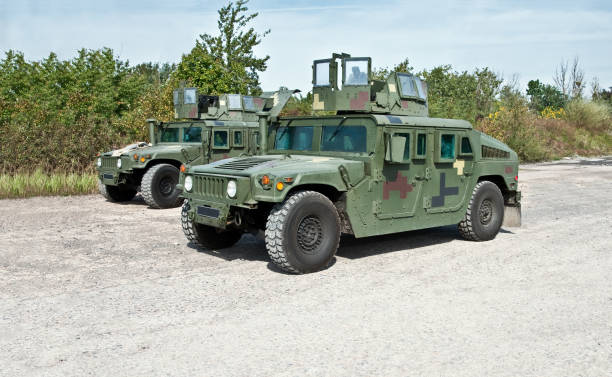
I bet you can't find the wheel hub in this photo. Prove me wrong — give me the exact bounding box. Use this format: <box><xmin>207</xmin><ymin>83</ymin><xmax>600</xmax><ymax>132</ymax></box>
<box><xmin>479</xmin><ymin>199</ymin><xmax>493</xmax><ymax>225</ymax></box>
<box><xmin>296</xmin><ymin>215</ymin><xmax>323</xmax><ymax>254</ymax></box>
<box><xmin>159</xmin><ymin>177</ymin><xmax>174</xmax><ymax>196</ymax></box>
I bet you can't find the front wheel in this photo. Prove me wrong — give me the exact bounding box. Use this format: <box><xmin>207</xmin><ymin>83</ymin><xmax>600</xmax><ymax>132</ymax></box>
<box><xmin>141</xmin><ymin>164</ymin><xmax>182</xmax><ymax>209</ymax></box>
<box><xmin>98</xmin><ymin>180</ymin><xmax>136</xmax><ymax>202</ymax></box>
<box><xmin>458</xmin><ymin>181</ymin><xmax>504</xmax><ymax>241</ymax></box>
<box><xmin>265</xmin><ymin>190</ymin><xmax>341</xmax><ymax>274</ymax></box>
<box><xmin>181</xmin><ymin>201</ymin><xmax>243</xmax><ymax>250</ymax></box>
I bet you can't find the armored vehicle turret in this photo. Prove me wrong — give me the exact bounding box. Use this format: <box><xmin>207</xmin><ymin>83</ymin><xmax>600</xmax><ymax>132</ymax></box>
<box><xmin>179</xmin><ymin>54</ymin><xmax>522</xmax><ymax>273</ymax></box>
<box><xmin>95</xmin><ymin>86</ymin><xmax>296</xmax><ymax>208</ymax></box>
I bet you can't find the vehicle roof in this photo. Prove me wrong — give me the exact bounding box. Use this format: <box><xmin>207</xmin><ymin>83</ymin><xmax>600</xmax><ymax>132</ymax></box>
<box><xmin>279</xmin><ymin>114</ymin><xmax>473</xmax><ymax>129</ymax></box>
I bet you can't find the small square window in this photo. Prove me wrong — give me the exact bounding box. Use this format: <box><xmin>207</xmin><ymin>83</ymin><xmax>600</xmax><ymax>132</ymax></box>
<box><xmin>213</xmin><ymin>130</ymin><xmax>229</xmax><ymax>148</ymax></box>
<box><xmin>315</xmin><ymin>61</ymin><xmax>330</xmax><ymax>86</ymax></box>
<box><xmin>184</xmin><ymin>88</ymin><xmax>197</xmax><ymax>104</ymax></box>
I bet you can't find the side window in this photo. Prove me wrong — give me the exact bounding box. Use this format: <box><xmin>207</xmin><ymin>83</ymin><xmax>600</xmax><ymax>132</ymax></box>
<box><xmin>160</xmin><ymin>128</ymin><xmax>179</xmax><ymax>143</ymax></box>
<box><xmin>213</xmin><ymin>130</ymin><xmax>229</xmax><ymax>148</ymax></box>
<box><xmin>275</xmin><ymin>126</ymin><xmax>314</xmax><ymax>151</ymax></box>
<box><xmin>396</xmin><ymin>133</ymin><xmax>411</xmax><ymax>162</ymax></box>
<box><xmin>232</xmin><ymin>130</ymin><xmax>244</xmax><ymax>147</ymax></box>
<box><xmin>321</xmin><ymin>126</ymin><xmax>367</xmax><ymax>153</ymax></box>
<box><xmin>440</xmin><ymin>134</ymin><xmax>456</xmax><ymax>160</ymax></box>
<box><xmin>183</xmin><ymin>126</ymin><xmax>202</xmax><ymax>142</ymax></box>
<box><xmin>415</xmin><ymin>132</ymin><xmax>427</xmax><ymax>159</ymax></box>
<box><xmin>460</xmin><ymin>137</ymin><xmax>473</xmax><ymax>155</ymax></box>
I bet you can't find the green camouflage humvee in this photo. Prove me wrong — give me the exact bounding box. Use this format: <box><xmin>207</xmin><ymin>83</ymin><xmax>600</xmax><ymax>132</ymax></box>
<box><xmin>96</xmin><ymin>86</ymin><xmax>295</xmax><ymax>208</ymax></box>
<box><xmin>179</xmin><ymin>53</ymin><xmax>522</xmax><ymax>273</ymax></box>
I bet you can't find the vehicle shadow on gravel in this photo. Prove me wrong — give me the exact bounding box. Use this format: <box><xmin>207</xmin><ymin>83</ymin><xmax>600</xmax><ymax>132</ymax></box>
<box><xmin>336</xmin><ymin>225</ymin><xmax>460</xmax><ymax>259</ymax></box>
<box><xmin>187</xmin><ymin>234</ymin><xmax>269</xmax><ymax>262</ymax></box>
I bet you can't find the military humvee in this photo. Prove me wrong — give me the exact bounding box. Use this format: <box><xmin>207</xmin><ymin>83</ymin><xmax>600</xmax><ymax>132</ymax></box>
<box><xmin>96</xmin><ymin>86</ymin><xmax>295</xmax><ymax>208</ymax></box>
<box><xmin>179</xmin><ymin>53</ymin><xmax>522</xmax><ymax>273</ymax></box>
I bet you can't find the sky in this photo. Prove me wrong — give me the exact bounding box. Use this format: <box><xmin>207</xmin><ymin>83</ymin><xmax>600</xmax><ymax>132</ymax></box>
<box><xmin>1</xmin><ymin>0</ymin><xmax>611</xmax><ymax>94</ymax></box>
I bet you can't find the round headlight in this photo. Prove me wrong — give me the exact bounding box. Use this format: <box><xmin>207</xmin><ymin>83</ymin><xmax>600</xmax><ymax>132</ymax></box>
<box><xmin>184</xmin><ymin>176</ymin><xmax>193</xmax><ymax>192</ymax></box>
<box><xmin>97</xmin><ymin>158</ymin><xmax>102</xmax><ymax>167</ymax></box>
<box><xmin>226</xmin><ymin>180</ymin><xmax>237</xmax><ymax>198</ymax></box>
<box><xmin>116</xmin><ymin>158</ymin><xmax>122</xmax><ymax>168</ymax></box>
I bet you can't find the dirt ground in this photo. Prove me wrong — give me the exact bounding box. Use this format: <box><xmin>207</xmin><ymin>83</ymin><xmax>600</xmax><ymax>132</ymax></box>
<box><xmin>1</xmin><ymin>157</ymin><xmax>611</xmax><ymax>377</ymax></box>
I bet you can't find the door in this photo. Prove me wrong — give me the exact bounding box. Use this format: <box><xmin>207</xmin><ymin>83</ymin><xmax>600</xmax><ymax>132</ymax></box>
<box><xmin>376</xmin><ymin>128</ymin><xmax>426</xmax><ymax>219</ymax></box>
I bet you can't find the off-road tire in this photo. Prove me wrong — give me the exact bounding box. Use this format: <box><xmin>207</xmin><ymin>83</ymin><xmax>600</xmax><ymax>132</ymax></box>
<box><xmin>141</xmin><ymin>164</ymin><xmax>182</xmax><ymax>209</ymax></box>
<box><xmin>265</xmin><ymin>190</ymin><xmax>341</xmax><ymax>274</ymax></box>
<box><xmin>98</xmin><ymin>180</ymin><xmax>136</xmax><ymax>202</ymax></box>
<box><xmin>458</xmin><ymin>181</ymin><xmax>504</xmax><ymax>241</ymax></box>
<box><xmin>181</xmin><ymin>201</ymin><xmax>242</xmax><ymax>249</ymax></box>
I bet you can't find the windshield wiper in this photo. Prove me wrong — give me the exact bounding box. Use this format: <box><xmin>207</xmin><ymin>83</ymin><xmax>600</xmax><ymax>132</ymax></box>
<box><xmin>327</xmin><ymin>117</ymin><xmax>348</xmax><ymax>142</ymax></box>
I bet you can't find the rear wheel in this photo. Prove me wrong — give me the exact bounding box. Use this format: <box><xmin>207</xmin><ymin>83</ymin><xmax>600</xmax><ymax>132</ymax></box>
<box><xmin>181</xmin><ymin>201</ymin><xmax>243</xmax><ymax>249</ymax></box>
<box><xmin>265</xmin><ymin>190</ymin><xmax>341</xmax><ymax>274</ymax></box>
<box><xmin>98</xmin><ymin>180</ymin><xmax>136</xmax><ymax>202</ymax></box>
<box><xmin>141</xmin><ymin>164</ymin><xmax>182</xmax><ymax>209</ymax></box>
<box><xmin>458</xmin><ymin>181</ymin><xmax>504</xmax><ymax>241</ymax></box>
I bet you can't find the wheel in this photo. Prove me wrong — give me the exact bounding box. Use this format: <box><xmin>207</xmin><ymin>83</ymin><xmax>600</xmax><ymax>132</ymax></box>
<box><xmin>458</xmin><ymin>181</ymin><xmax>504</xmax><ymax>241</ymax></box>
<box><xmin>181</xmin><ymin>201</ymin><xmax>242</xmax><ymax>249</ymax></box>
<box><xmin>265</xmin><ymin>190</ymin><xmax>341</xmax><ymax>274</ymax></box>
<box><xmin>141</xmin><ymin>164</ymin><xmax>182</xmax><ymax>209</ymax></box>
<box><xmin>98</xmin><ymin>180</ymin><xmax>136</xmax><ymax>202</ymax></box>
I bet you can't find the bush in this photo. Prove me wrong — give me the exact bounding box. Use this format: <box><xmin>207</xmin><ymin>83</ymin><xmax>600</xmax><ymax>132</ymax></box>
<box><xmin>563</xmin><ymin>100</ymin><xmax>612</xmax><ymax>132</ymax></box>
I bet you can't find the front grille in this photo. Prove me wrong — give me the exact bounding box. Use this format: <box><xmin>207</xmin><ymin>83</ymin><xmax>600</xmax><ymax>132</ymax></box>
<box><xmin>215</xmin><ymin>158</ymin><xmax>274</xmax><ymax>171</ymax></box>
<box><xmin>193</xmin><ymin>175</ymin><xmax>226</xmax><ymax>198</ymax></box>
<box><xmin>102</xmin><ymin>157</ymin><xmax>116</xmax><ymax>168</ymax></box>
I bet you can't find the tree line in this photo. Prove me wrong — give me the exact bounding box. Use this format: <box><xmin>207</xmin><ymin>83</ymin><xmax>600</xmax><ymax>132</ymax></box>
<box><xmin>1</xmin><ymin>0</ymin><xmax>610</xmax><ymax>174</ymax></box>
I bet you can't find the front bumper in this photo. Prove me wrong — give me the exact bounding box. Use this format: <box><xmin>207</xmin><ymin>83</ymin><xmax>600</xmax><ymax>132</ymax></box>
<box><xmin>184</xmin><ymin>197</ymin><xmax>232</xmax><ymax>229</ymax></box>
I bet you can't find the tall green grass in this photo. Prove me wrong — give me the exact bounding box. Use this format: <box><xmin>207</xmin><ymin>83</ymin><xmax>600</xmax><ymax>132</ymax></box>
<box><xmin>0</xmin><ymin>169</ymin><xmax>98</xmax><ymax>199</ymax></box>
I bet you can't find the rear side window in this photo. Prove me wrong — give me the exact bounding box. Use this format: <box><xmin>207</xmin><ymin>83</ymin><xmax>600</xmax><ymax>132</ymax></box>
<box><xmin>396</xmin><ymin>133</ymin><xmax>411</xmax><ymax>161</ymax></box>
<box><xmin>275</xmin><ymin>126</ymin><xmax>313</xmax><ymax>151</ymax></box>
<box><xmin>321</xmin><ymin>126</ymin><xmax>367</xmax><ymax>153</ymax></box>
<box><xmin>183</xmin><ymin>127</ymin><xmax>202</xmax><ymax>142</ymax></box>
<box><xmin>160</xmin><ymin>128</ymin><xmax>179</xmax><ymax>142</ymax></box>
<box><xmin>415</xmin><ymin>133</ymin><xmax>427</xmax><ymax>158</ymax></box>
<box><xmin>461</xmin><ymin>137</ymin><xmax>472</xmax><ymax>154</ymax></box>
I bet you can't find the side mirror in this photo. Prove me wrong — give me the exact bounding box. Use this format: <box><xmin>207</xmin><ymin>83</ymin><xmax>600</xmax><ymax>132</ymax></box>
<box><xmin>385</xmin><ymin>134</ymin><xmax>406</xmax><ymax>163</ymax></box>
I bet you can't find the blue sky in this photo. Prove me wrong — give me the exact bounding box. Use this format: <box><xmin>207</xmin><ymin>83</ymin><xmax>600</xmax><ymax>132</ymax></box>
<box><xmin>1</xmin><ymin>0</ymin><xmax>611</xmax><ymax>94</ymax></box>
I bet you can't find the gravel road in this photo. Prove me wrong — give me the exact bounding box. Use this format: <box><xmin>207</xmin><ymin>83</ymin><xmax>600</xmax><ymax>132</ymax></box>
<box><xmin>1</xmin><ymin>157</ymin><xmax>611</xmax><ymax>376</ymax></box>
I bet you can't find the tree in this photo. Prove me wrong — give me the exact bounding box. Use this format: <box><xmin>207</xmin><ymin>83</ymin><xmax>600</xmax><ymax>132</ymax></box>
<box><xmin>177</xmin><ymin>0</ymin><xmax>270</xmax><ymax>95</ymax></box>
<box><xmin>526</xmin><ymin>79</ymin><xmax>566</xmax><ymax>112</ymax></box>
<box><xmin>372</xmin><ymin>58</ymin><xmax>413</xmax><ymax>80</ymax></box>
<box><xmin>553</xmin><ymin>57</ymin><xmax>584</xmax><ymax>99</ymax></box>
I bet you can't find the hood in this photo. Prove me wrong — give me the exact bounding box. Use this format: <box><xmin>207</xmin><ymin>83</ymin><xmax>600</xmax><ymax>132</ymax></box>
<box><xmin>191</xmin><ymin>154</ymin><xmax>365</xmax><ymax>179</ymax></box>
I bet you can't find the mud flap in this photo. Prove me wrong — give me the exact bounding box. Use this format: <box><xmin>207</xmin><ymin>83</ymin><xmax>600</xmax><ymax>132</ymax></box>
<box><xmin>503</xmin><ymin>205</ymin><xmax>522</xmax><ymax>227</ymax></box>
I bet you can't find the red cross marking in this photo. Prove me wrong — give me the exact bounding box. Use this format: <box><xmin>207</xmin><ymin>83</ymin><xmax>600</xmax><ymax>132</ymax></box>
<box><xmin>383</xmin><ymin>171</ymin><xmax>413</xmax><ymax>200</ymax></box>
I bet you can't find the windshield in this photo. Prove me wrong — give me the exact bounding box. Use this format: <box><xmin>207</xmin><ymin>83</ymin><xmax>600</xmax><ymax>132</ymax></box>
<box><xmin>321</xmin><ymin>126</ymin><xmax>367</xmax><ymax>153</ymax></box>
<box><xmin>274</xmin><ymin>126</ymin><xmax>314</xmax><ymax>151</ymax></box>
<box><xmin>160</xmin><ymin>128</ymin><xmax>179</xmax><ymax>143</ymax></box>
<box><xmin>183</xmin><ymin>126</ymin><xmax>202</xmax><ymax>142</ymax></box>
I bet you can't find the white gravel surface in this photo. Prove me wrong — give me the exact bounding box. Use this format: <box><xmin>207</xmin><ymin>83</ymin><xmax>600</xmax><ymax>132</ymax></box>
<box><xmin>1</xmin><ymin>157</ymin><xmax>611</xmax><ymax>376</ymax></box>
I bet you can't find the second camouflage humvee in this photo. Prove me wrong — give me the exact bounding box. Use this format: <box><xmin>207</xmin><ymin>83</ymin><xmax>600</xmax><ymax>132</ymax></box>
<box><xmin>96</xmin><ymin>86</ymin><xmax>295</xmax><ymax>208</ymax></box>
<box><xmin>179</xmin><ymin>53</ymin><xmax>522</xmax><ymax>273</ymax></box>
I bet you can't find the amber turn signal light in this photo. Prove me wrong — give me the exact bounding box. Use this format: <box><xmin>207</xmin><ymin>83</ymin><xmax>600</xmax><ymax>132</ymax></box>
<box><xmin>140</xmin><ymin>157</ymin><xmax>146</xmax><ymax>163</ymax></box>
<box><xmin>276</xmin><ymin>182</ymin><xmax>284</xmax><ymax>191</ymax></box>
<box><xmin>180</xmin><ymin>165</ymin><xmax>186</xmax><ymax>173</ymax></box>
<box><xmin>133</xmin><ymin>154</ymin><xmax>138</xmax><ymax>160</ymax></box>
<box><xmin>261</xmin><ymin>175</ymin><xmax>270</xmax><ymax>185</ymax></box>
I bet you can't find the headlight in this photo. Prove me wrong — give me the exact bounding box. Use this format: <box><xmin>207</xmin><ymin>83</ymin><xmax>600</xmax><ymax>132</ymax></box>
<box><xmin>97</xmin><ymin>158</ymin><xmax>102</xmax><ymax>167</ymax></box>
<box><xmin>226</xmin><ymin>180</ymin><xmax>237</xmax><ymax>198</ymax></box>
<box><xmin>184</xmin><ymin>176</ymin><xmax>193</xmax><ymax>192</ymax></box>
<box><xmin>116</xmin><ymin>158</ymin><xmax>122</xmax><ymax>168</ymax></box>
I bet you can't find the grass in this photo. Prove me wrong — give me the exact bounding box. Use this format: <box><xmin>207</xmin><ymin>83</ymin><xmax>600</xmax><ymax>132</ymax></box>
<box><xmin>0</xmin><ymin>169</ymin><xmax>98</xmax><ymax>199</ymax></box>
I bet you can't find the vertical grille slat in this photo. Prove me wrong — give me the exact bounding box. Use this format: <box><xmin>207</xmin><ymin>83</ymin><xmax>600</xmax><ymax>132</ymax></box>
<box><xmin>194</xmin><ymin>175</ymin><xmax>227</xmax><ymax>198</ymax></box>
